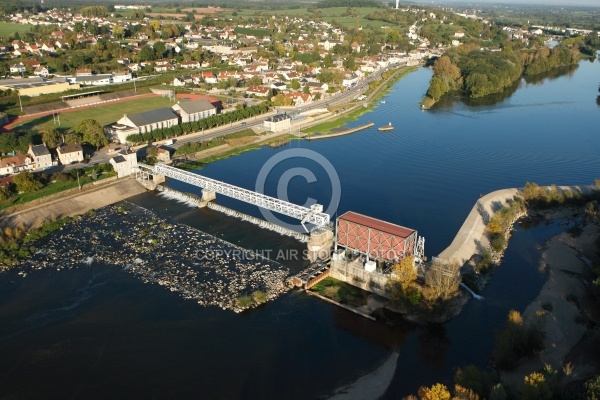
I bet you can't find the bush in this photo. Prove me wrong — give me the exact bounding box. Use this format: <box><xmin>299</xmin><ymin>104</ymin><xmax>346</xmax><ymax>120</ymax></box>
<box><xmin>235</xmin><ymin>295</ymin><xmax>253</xmax><ymax>309</ymax></box>
<box><xmin>252</xmin><ymin>290</ymin><xmax>267</xmax><ymax>304</ymax></box>
<box><xmin>490</xmin><ymin>234</ymin><xmax>506</xmax><ymax>252</ymax></box>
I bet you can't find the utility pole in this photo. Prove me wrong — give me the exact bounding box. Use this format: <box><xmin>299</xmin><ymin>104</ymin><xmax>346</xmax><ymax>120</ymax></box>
<box><xmin>77</xmin><ymin>169</ymin><xmax>81</xmax><ymax>190</ymax></box>
<box><xmin>18</xmin><ymin>93</ymin><xmax>23</xmax><ymax>114</ymax></box>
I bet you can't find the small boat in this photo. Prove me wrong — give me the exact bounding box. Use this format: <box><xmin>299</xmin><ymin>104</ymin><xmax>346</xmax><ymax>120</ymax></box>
<box><xmin>378</xmin><ymin>122</ymin><xmax>393</xmax><ymax>131</ymax></box>
<box><xmin>380</xmin><ymin>100</ymin><xmax>386</xmax><ymax>104</ymax></box>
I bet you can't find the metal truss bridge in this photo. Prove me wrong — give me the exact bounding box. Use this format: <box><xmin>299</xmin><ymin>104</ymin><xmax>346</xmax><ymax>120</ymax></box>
<box><xmin>137</xmin><ymin>163</ymin><xmax>331</xmax><ymax>230</ymax></box>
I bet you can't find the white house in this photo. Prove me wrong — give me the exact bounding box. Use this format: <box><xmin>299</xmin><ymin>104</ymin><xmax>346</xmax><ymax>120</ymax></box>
<box><xmin>264</xmin><ymin>114</ymin><xmax>291</xmax><ymax>132</ymax></box>
<box><xmin>27</xmin><ymin>144</ymin><xmax>52</xmax><ymax>169</ymax></box>
<box><xmin>112</xmin><ymin>71</ymin><xmax>132</xmax><ymax>83</ymax></box>
<box><xmin>109</xmin><ymin>149</ymin><xmax>138</xmax><ymax>178</ymax></box>
<box><xmin>57</xmin><ymin>144</ymin><xmax>84</xmax><ymax>165</ymax></box>
<box><xmin>10</xmin><ymin>63</ymin><xmax>26</xmax><ymax>74</ymax></box>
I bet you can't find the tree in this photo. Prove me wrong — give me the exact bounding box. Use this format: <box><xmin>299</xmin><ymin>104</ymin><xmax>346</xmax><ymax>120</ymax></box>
<box><xmin>584</xmin><ymin>375</ymin><xmax>600</xmax><ymax>400</ymax></box>
<box><xmin>290</xmin><ymin>79</ymin><xmax>300</xmax><ymax>90</ymax></box>
<box><xmin>522</xmin><ymin>372</ymin><xmax>552</xmax><ymax>400</ymax></box>
<box><xmin>0</xmin><ymin>184</ymin><xmax>13</xmax><ymax>200</ymax></box>
<box><xmin>417</xmin><ymin>383</ymin><xmax>451</xmax><ymax>400</ymax></box>
<box><xmin>75</xmin><ymin>119</ymin><xmax>108</xmax><ymax>150</ymax></box>
<box><xmin>393</xmin><ymin>256</ymin><xmax>416</xmax><ymax>290</ymax></box>
<box><xmin>424</xmin><ymin>261</ymin><xmax>461</xmax><ymax>302</ymax></box>
<box><xmin>13</xmin><ymin>171</ymin><xmax>43</xmax><ymax>193</ymax></box>
<box><xmin>42</xmin><ymin>128</ymin><xmax>63</xmax><ymax>149</ymax></box>
<box><xmin>153</xmin><ymin>41</ymin><xmax>166</xmax><ymax>58</ymax></box>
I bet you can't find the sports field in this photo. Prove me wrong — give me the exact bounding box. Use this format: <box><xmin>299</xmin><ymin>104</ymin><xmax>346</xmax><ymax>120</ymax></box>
<box><xmin>14</xmin><ymin>96</ymin><xmax>177</xmax><ymax>131</ymax></box>
<box><xmin>0</xmin><ymin>22</ymin><xmax>30</xmax><ymax>39</ymax></box>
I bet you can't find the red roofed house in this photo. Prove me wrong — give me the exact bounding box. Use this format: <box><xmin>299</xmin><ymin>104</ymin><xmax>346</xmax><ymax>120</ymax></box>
<box><xmin>246</xmin><ymin>85</ymin><xmax>270</xmax><ymax>97</ymax></box>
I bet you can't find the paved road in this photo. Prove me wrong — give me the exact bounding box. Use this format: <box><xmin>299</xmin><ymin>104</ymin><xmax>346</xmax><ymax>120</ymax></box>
<box><xmin>52</xmin><ymin>65</ymin><xmax>395</xmax><ymax>170</ymax></box>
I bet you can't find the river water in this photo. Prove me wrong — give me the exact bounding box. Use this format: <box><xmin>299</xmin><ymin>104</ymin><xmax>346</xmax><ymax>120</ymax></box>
<box><xmin>0</xmin><ymin>59</ymin><xmax>599</xmax><ymax>399</ymax></box>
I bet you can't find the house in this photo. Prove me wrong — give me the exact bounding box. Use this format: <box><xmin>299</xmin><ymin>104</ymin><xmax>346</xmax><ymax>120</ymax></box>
<box><xmin>0</xmin><ymin>154</ymin><xmax>33</xmax><ymax>175</ymax></box>
<box><xmin>181</xmin><ymin>61</ymin><xmax>200</xmax><ymax>69</ymax></box>
<box><xmin>116</xmin><ymin>108</ymin><xmax>179</xmax><ymax>135</ymax></box>
<box><xmin>33</xmin><ymin>66</ymin><xmax>49</xmax><ymax>77</ymax></box>
<box><xmin>202</xmin><ymin>71</ymin><xmax>217</xmax><ymax>84</ymax></box>
<box><xmin>246</xmin><ymin>85</ymin><xmax>270</xmax><ymax>97</ymax></box>
<box><xmin>264</xmin><ymin>113</ymin><xmax>291</xmax><ymax>132</ymax></box>
<box><xmin>27</xmin><ymin>144</ymin><xmax>52</xmax><ymax>170</ymax></box>
<box><xmin>172</xmin><ymin>75</ymin><xmax>194</xmax><ymax>87</ymax></box>
<box><xmin>288</xmin><ymin>92</ymin><xmax>312</xmax><ymax>105</ymax></box>
<box><xmin>454</xmin><ymin>31</ymin><xmax>465</xmax><ymax>38</ymax></box>
<box><xmin>10</xmin><ymin>63</ymin><xmax>26</xmax><ymax>74</ymax></box>
<box><xmin>57</xmin><ymin>144</ymin><xmax>84</xmax><ymax>165</ymax></box>
<box><xmin>172</xmin><ymin>99</ymin><xmax>217</xmax><ymax>123</ymax></box>
<box><xmin>351</xmin><ymin>42</ymin><xmax>361</xmax><ymax>52</ymax></box>
<box><xmin>109</xmin><ymin>149</ymin><xmax>138</xmax><ymax>178</ymax></box>
<box><xmin>342</xmin><ymin>73</ymin><xmax>359</xmax><ymax>88</ymax></box>
<box><xmin>112</xmin><ymin>71</ymin><xmax>132</xmax><ymax>83</ymax></box>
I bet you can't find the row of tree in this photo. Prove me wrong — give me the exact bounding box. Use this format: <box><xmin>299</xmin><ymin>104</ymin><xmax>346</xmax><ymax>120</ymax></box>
<box><xmin>126</xmin><ymin>104</ymin><xmax>269</xmax><ymax>144</ymax></box>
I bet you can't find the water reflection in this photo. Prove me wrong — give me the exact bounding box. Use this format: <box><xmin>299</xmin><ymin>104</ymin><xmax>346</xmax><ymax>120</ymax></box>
<box><xmin>417</xmin><ymin>324</ymin><xmax>450</xmax><ymax>370</ymax></box>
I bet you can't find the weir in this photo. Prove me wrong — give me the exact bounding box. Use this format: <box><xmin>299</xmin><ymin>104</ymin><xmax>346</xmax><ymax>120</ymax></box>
<box><xmin>207</xmin><ymin>202</ymin><xmax>310</xmax><ymax>243</ymax></box>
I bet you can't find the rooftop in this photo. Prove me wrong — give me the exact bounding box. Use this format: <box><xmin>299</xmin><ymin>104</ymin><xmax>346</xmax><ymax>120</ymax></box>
<box><xmin>338</xmin><ymin>211</ymin><xmax>415</xmax><ymax>239</ymax></box>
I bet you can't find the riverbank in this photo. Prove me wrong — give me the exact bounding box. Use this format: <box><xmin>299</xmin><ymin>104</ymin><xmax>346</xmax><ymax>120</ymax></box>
<box><xmin>437</xmin><ymin>188</ymin><xmax>520</xmax><ymax>266</ymax></box>
<box><xmin>0</xmin><ymin>177</ymin><xmax>146</xmax><ymax>231</ymax></box>
<box><xmin>304</xmin><ymin>66</ymin><xmax>417</xmax><ymax>136</ymax></box>
<box><xmin>500</xmin><ymin>210</ymin><xmax>600</xmax><ymax>393</ymax></box>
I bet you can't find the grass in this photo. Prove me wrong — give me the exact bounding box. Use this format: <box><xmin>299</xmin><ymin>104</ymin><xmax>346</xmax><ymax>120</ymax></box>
<box><xmin>0</xmin><ymin>22</ymin><xmax>31</xmax><ymax>39</ymax></box>
<box><xmin>176</xmin><ymin>133</ymin><xmax>296</xmax><ymax>170</ymax></box>
<box><xmin>0</xmin><ymin>171</ymin><xmax>117</xmax><ymax>211</ymax></box>
<box><xmin>14</xmin><ymin>96</ymin><xmax>177</xmax><ymax>131</ymax></box>
<box><xmin>311</xmin><ymin>277</ymin><xmax>366</xmax><ymax>307</ymax></box>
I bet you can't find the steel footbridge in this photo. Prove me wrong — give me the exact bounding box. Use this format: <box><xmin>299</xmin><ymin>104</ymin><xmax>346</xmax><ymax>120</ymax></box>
<box><xmin>137</xmin><ymin>162</ymin><xmax>330</xmax><ymax>231</ymax></box>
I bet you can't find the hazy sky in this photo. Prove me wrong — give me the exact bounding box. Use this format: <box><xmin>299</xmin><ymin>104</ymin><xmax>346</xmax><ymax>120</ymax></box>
<box><xmin>425</xmin><ymin>0</ymin><xmax>600</xmax><ymax>6</ymax></box>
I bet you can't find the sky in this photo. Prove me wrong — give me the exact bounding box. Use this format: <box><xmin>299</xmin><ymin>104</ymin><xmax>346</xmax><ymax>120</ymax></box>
<box><xmin>424</xmin><ymin>0</ymin><xmax>600</xmax><ymax>6</ymax></box>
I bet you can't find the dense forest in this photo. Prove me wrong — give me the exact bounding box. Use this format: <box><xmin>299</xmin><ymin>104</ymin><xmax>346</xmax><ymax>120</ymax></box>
<box><xmin>423</xmin><ymin>44</ymin><xmax>581</xmax><ymax>106</ymax></box>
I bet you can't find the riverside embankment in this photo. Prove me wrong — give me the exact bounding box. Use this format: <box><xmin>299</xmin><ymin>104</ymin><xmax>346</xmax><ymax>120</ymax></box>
<box><xmin>0</xmin><ymin>177</ymin><xmax>146</xmax><ymax>230</ymax></box>
<box><xmin>437</xmin><ymin>188</ymin><xmax>519</xmax><ymax>265</ymax></box>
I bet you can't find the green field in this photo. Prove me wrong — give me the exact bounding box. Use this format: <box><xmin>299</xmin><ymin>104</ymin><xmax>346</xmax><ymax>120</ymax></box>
<box><xmin>15</xmin><ymin>96</ymin><xmax>177</xmax><ymax>131</ymax></box>
<box><xmin>0</xmin><ymin>22</ymin><xmax>31</xmax><ymax>39</ymax></box>
<box><xmin>221</xmin><ymin>7</ymin><xmax>390</xmax><ymax>29</ymax></box>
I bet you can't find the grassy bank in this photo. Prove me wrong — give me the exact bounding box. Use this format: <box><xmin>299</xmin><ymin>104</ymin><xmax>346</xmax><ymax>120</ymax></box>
<box><xmin>0</xmin><ymin>170</ymin><xmax>117</xmax><ymax>212</ymax></box>
<box><xmin>311</xmin><ymin>277</ymin><xmax>368</xmax><ymax>307</ymax></box>
<box><xmin>175</xmin><ymin>133</ymin><xmax>297</xmax><ymax>170</ymax></box>
<box><xmin>304</xmin><ymin>66</ymin><xmax>417</xmax><ymax>135</ymax></box>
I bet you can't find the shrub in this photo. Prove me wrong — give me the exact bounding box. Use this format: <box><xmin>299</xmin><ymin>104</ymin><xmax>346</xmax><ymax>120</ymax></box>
<box><xmin>252</xmin><ymin>290</ymin><xmax>267</xmax><ymax>304</ymax></box>
<box><xmin>235</xmin><ymin>295</ymin><xmax>253</xmax><ymax>309</ymax></box>
<box><xmin>490</xmin><ymin>234</ymin><xmax>506</xmax><ymax>252</ymax></box>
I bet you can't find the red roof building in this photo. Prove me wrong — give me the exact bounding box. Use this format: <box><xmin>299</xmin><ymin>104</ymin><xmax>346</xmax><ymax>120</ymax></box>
<box><xmin>335</xmin><ymin>211</ymin><xmax>417</xmax><ymax>262</ymax></box>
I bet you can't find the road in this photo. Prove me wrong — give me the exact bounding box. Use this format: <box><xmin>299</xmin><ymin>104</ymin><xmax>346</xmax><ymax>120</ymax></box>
<box><xmin>166</xmin><ymin>65</ymin><xmax>391</xmax><ymax>150</ymax></box>
<box><xmin>50</xmin><ymin>64</ymin><xmax>396</xmax><ymax>173</ymax></box>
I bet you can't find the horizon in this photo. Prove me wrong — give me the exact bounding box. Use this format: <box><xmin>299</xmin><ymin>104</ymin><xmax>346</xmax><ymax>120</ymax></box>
<box><xmin>419</xmin><ymin>0</ymin><xmax>600</xmax><ymax>7</ymax></box>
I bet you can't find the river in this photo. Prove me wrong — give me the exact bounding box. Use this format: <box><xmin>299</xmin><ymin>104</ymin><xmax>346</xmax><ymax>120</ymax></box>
<box><xmin>0</xmin><ymin>59</ymin><xmax>599</xmax><ymax>399</ymax></box>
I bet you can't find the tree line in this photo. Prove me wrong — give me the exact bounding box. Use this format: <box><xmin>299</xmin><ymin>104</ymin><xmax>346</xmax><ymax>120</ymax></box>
<box><xmin>126</xmin><ymin>103</ymin><xmax>269</xmax><ymax>144</ymax></box>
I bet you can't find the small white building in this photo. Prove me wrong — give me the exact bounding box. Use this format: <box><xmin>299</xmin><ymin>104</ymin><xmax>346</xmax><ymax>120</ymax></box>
<box><xmin>27</xmin><ymin>144</ymin><xmax>52</xmax><ymax>170</ymax></box>
<box><xmin>264</xmin><ymin>114</ymin><xmax>291</xmax><ymax>132</ymax></box>
<box><xmin>109</xmin><ymin>149</ymin><xmax>138</xmax><ymax>178</ymax></box>
<box><xmin>57</xmin><ymin>143</ymin><xmax>84</xmax><ymax>165</ymax></box>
